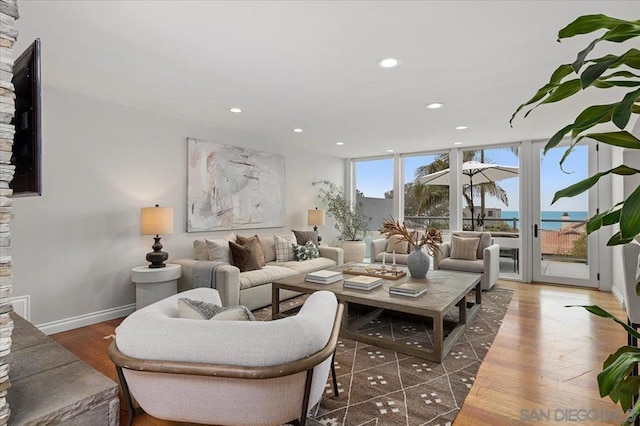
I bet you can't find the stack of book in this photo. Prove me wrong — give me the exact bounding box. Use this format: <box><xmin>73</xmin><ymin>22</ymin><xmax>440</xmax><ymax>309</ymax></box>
<box><xmin>389</xmin><ymin>282</ymin><xmax>428</xmax><ymax>297</ymax></box>
<box><xmin>305</xmin><ymin>270</ymin><xmax>343</xmax><ymax>284</ymax></box>
<box><xmin>343</xmin><ymin>275</ymin><xmax>383</xmax><ymax>291</ymax></box>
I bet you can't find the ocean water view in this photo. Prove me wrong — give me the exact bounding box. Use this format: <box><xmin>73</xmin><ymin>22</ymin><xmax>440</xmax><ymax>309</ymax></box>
<box><xmin>500</xmin><ymin>211</ymin><xmax>588</xmax><ymax>231</ymax></box>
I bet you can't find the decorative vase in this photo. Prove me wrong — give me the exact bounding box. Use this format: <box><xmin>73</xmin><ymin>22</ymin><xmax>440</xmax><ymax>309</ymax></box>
<box><xmin>341</xmin><ymin>240</ymin><xmax>366</xmax><ymax>263</ymax></box>
<box><xmin>407</xmin><ymin>247</ymin><xmax>430</xmax><ymax>278</ymax></box>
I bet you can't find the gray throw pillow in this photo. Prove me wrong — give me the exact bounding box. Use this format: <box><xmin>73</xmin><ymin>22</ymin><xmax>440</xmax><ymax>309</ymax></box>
<box><xmin>177</xmin><ymin>298</ymin><xmax>256</xmax><ymax>321</ymax></box>
<box><xmin>293</xmin><ymin>230</ymin><xmax>319</xmax><ymax>248</ymax></box>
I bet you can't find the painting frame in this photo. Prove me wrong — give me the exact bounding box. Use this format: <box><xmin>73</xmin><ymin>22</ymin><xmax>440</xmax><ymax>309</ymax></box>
<box><xmin>186</xmin><ymin>138</ymin><xmax>286</xmax><ymax>232</ymax></box>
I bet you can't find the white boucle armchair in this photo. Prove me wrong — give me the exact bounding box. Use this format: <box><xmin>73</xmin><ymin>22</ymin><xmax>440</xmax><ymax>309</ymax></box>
<box><xmin>109</xmin><ymin>288</ymin><xmax>343</xmax><ymax>426</ymax></box>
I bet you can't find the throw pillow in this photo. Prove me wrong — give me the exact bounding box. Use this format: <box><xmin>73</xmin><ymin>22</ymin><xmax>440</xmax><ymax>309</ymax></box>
<box><xmin>293</xmin><ymin>240</ymin><xmax>320</xmax><ymax>261</ymax></box>
<box><xmin>385</xmin><ymin>234</ymin><xmax>409</xmax><ymax>254</ymax></box>
<box><xmin>193</xmin><ymin>240</ymin><xmax>209</xmax><ymax>261</ymax></box>
<box><xmin>205</xmin><ymin>239</ymin><xmax>232</xmax><ymax>263</ymax></box>
<box><xmin>228</xmin><ymin>241</ymin><xmax>262</xmax><ymax>272</ymax></box>
<box><xmin>274</xmin><ymin>234</ymin><xmax>296</xmax><ymax>262</ymax></box>
<box><xmin>236</xmin><ymin>234</ymin><xmax>266</xmax><ymax>267</ymax></box>
<box><xmin>177</xmin><ymin>298</ymin><xmax>255</xmax><ymax>321</ymax></box>
<box><xmin>450</xmin><ymin>235</ymin><xmax>480</xmax><ymax>260</ymax></box>
<box><xmin>292</xmin><ymin>230</ymin><xmax>319</xmax><ymax>248</ymax></box>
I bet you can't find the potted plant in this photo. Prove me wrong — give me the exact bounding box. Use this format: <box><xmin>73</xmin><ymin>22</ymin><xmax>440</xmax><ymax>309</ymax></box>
<box><xmin>313</xmin><ymin>180</ymin><xmax>371</xmax><ymax>262</ymax></box>
<box><xmin>511</xmin><ymin>14</ymin><xmax>640</xmax><ymax>424</ymax></box>
<box><xmin>381</xmin><ymin>217</ymin><xmax>442</xmax><ymax>278</ymax></box>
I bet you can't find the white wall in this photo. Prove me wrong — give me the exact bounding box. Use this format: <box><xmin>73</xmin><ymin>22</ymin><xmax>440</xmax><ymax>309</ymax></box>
<box><xmin>9</xmin><ymin>86</ymin><xmax>344</xmax><ymax>329</ymax></box>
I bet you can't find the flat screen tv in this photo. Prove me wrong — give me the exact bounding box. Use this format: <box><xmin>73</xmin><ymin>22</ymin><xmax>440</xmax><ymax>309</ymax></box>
<box><xmin>10</xmin><ymin>38</ymin><xmax>41</xmax><ymax>196</ymax></box>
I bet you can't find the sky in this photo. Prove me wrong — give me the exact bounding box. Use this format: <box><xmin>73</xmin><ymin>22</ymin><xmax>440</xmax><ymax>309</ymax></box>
<box><xmin>355</xmin><ymin>144</ymin><xmax>589</xmax><ymax>213</ymax></box>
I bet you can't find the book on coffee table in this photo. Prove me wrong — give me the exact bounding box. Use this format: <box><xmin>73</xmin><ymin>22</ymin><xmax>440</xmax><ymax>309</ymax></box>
<box><xmin>389</xmin><ymin>282</ymin><xmax>428</xmax><ymax>297</ymax></box>
<box><xmin>343</xmin><ymin>275</ymin><xmax>383</xmax><ymax>290</ymax></box>
<box><xmin>305</xmin><ymin>270</ymin><xmax>343</xmax><ymax>284</ymax></box>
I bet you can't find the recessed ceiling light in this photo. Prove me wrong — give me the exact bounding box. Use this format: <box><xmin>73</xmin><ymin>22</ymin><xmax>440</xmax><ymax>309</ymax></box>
<box><xmin>453</xmin><ymin>142</ymin><xmax>463</xmax><ymax>145</ymax></box>
<box><xmin>293</xmin><ymin>128</ymin><xmax>303</xmax><ymax>133</ymax></box>
<box><xmin>336</xmin><ymin>142</ymin><xmax>344</xmax><ymax>146</ymax></box>
<box><xmin>455</xmin><ymin>125</ymin><xmax>468</xmax><ymax>130</ymax></box>
<box><xmin>426</xmin><ymin>102</ymin><xmax>444</xmax><ymax>109</ymax></box>
<box><xmin>377</xmin><ymin>58</ymin><xmax>400</xmax><ymax>68</ymax></box>
<box><xmin>386</xmin><ymin>149</ymin><xmax>395</xmax><ymax>153</ymax></box>
<box><xmin>229</xmin><ymin>107</ymin><xmax>242</xmax><ymax>113</ymax></box>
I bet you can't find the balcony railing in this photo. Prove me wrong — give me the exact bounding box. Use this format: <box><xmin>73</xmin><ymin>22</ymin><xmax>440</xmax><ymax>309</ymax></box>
<box><xmin>403</xmin><ymin>215</ymin><xmax>587</xmax><ymax>264</ymax></box>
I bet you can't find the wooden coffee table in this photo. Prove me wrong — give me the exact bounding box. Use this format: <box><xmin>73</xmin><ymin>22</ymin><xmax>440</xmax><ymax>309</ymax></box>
<box><xmin>272</xmin><ymin>267</ymin><xmax>482</xmax><ymax>362</ymax></box>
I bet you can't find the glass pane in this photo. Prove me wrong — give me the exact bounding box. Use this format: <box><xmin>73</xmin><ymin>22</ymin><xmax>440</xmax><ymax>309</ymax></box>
<box><xmin>539</xmin><ymin>145</ymin><xmax>589</xmax><ymax>280</ymax></box>
<box><xmin>354</xmin><ymin>158</ymin><xmax>394</xmax><ymax>232</ymax></box>
<box><xmin>460</xmin><ymin>147</ymin><xmax>520</xmax><ymax>278</ymax></box>
<box><xmin>403</xmin><ymin>153</ymin><xmax>450</xmax><ymax>231</ymax></box>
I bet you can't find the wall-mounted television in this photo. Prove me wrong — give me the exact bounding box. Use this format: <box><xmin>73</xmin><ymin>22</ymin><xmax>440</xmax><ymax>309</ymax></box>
<box><xmin>10</xmin><ymin>38</ymin><xmax>41</xmax><ymax>196</ymax></box>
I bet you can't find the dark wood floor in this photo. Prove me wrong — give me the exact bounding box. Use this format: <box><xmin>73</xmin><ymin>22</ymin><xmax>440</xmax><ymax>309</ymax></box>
<box><xmin>51</xmin><ymin>280</ymin><xmax>627</xmax><ymax>425</ymax></box>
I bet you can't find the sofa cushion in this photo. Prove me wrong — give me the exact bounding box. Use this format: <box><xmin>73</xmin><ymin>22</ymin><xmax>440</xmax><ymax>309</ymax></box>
<box><xmin>293</xmin><ymin>241</ymin><xmax>320</xmax><ymax>261</ymax></box>
<box><xmin>229</xmin><ymin>241</ymin><xmax>262</xmax><ymax>272</ymax></box>
<box><xmin>238</xmin><ymin>265</ymin><xmax>298</xmax><ymax>290</ymax></box>
<box><xmin>275</xmin><ymin>234</ymin><xmax>296</xmax><ymax>262</ymax></box>
<box><xmin>178</xmin><ymin>298</ymin><xmax>256</xmax><ymax>321</ymax></box>
<box><xmin>385</xmin><ymin>235</ymin><xmax>409</xmax><ymax>254</ymax></box>
<box><xmin>438</xmin><ymin>257</ymin><xmax>485</xmax><ymax>273</ymax></box>
<box><xmin>293</xmin><ymin>230</ymin><xmax>319</xmax><ymax>248</ymax></box>
<box><xmin>271</xmin><ymin>257</ymin><xmax>336</xmax><ymax>274</ymax></box>
<box><xmin>236</xmin><ymin>234</ymin><xmax>266</xmax><ymax>267</ymax></box>
<box><xmin>450</xmin><ymin>235</ymin><xmax>480</xmax><ymax>260</ymax></box>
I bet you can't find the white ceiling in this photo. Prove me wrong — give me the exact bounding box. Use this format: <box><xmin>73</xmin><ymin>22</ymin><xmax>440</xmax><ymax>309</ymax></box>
<box><xmin>13</xmin><ymin>0</ymin><xmax>640</xmax><ymax>158</ymax></box>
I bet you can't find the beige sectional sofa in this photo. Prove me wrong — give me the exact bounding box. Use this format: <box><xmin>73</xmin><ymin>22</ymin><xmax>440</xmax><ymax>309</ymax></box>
<box><xmin>174</xmin><ymin>233</ymin><xmax>343</xmax><ymax>310</ymax></box>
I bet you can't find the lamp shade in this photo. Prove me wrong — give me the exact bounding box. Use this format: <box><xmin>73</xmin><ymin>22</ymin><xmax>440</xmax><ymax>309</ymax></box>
<box><xmin>141</xmin><ymin>205</ymin><xmax>174</xmax><ymax>235</ymax></box>
<box><xmin>308</xmin><ymin>209</ymin><xmax>326</xmax><ymax>227</ymax></box>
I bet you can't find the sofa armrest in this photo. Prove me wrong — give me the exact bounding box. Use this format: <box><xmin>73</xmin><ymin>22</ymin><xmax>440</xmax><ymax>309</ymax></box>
<box><xmin>173</xmin><ymin>258</ymin><xmax>199</xmax><ymax>293</ymax></box>
<box><xmin>370</xmin><ymin>239</ymin><xmax>387</xmax><ymax>263</ymax></box>
<box><xmin>433</xmin><ymin>242</ymin><xmax>451</xmax><ymax>269</ymax></box>
<box><xmin>319</xmin><ymin>246</ymin><xmax>344</xmax><ymax>266</ymax></box>
<box><xmin>215</xmin><ymin>264</ymin><xmax>241</xmax><ymax>307</ymax></box>
<box><xmin>482</xmin><ymin>243</ymin><xmax>500</xmax><ymax>290</ymax></box>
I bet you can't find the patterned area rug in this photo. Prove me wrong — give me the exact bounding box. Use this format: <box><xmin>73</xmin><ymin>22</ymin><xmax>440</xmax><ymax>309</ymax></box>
<box><xmin>254</xmin><ymin>287</ymin><xmax>513</xmax><ymax>426</ymax></box>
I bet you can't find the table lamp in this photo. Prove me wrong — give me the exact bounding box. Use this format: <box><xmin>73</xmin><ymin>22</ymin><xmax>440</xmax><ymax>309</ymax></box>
<box><xmin>141</xmin><ymin>204</ymin><xmax>174</xmax><ymax>268</ymax></box>
<box><xmin>308</xmin><ymin>207</ymin><xmax>326</xmax><ymax>244</ymax></box>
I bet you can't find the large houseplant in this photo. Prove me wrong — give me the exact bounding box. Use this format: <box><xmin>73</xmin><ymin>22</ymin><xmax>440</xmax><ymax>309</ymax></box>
<box><xmin>511</xmin><ymin>14</ymin><xmax>640</xmax><ymax>423</ymax></box>
<box><xmin>313</xmin><ymin>180</ymin><xmax>371</xmax><ymax>262</ymax></box>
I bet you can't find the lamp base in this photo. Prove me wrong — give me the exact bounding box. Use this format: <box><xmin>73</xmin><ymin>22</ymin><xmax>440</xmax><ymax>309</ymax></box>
<box><xmin>313</xmin><ymin>225</ymin><xmax>322</xmax><ymax>245</ymax></box>
<box><xmin>146</xmin><ymin>236</ymin><xmax>168</xmax><ymax>268</ymax></box>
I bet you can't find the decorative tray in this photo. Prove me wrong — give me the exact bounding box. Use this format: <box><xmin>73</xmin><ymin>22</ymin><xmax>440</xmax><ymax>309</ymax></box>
<box><xmin>342</xmin><ymin>266</ymin><xmax>407</xmax><ymax>280</ymax></box>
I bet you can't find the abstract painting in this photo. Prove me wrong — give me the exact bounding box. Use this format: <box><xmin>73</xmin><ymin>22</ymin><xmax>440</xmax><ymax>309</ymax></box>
<box><xmin>187</xmin><ymin>138</ymin><xmax>286</xmax><ymax>232</ymax></box>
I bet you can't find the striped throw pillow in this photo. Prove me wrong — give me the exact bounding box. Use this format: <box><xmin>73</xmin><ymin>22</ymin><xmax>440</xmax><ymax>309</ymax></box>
<box><xmin>450</xmin><ymin>235</ymin><xmax>480</xmax><ymax>260</ymax></box>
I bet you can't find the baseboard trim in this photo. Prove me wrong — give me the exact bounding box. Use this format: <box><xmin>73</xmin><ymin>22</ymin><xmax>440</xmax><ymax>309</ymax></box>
<box><xmin>9</xmin><ymin>295</ymin><xmax>31</xmax><ymax>321</ymax></box>
<box><xmin>612</xmin><ymin>285</ymin><xmax>625</xmax><ymax>308</ymax></box>
<box><xmin>37</xmin><ymin>303</ymin><xmax>136</xmax><ymax>335</ymax></box>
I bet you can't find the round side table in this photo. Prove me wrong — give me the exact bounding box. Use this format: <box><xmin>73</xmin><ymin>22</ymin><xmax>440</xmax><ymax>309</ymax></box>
<box><xmin>131</xmin><ymin>264</ymin><xmax>182</xmax><ymax>310</ymax></box>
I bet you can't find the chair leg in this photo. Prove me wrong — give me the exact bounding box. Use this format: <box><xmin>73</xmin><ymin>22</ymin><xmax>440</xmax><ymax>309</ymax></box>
<box><xmin>299</xmin><ymin>369</ymin><xmax>314</xmax><ymax>426</ymax></box>
<box><xmin>116</xmin><ymin>366</ymin><xmax>136</xmax><ymax>426</ymax></box>
<box><xmin>628</xmin><ymin>319</ymin><xmax>639</xmax><ymax>426</ymax></box>
<box><xmin>331</xmin><ymin>350</ymin><xmax>339</xmax><ymax>397</ymax></box>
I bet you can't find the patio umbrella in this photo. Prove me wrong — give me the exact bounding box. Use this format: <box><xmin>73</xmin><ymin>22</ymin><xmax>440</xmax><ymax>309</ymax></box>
<box><xmin>418</xmin><ymin>161</ymin><xmax>519</xmax><ymax>230</ymax></box>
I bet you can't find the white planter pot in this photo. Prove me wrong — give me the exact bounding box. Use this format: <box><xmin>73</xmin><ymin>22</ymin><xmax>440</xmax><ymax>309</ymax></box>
<box><xmin>341</xmin><ymin>240</ymin><xmax>366</xmax><ymax>263</ymax></box>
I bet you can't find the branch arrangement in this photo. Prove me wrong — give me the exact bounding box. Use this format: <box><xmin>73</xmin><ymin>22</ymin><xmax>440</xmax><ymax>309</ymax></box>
<box><xmin>380</xmin><ymin>217</ymin><xmax>443</xmax><ymax>256</ymax></box>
